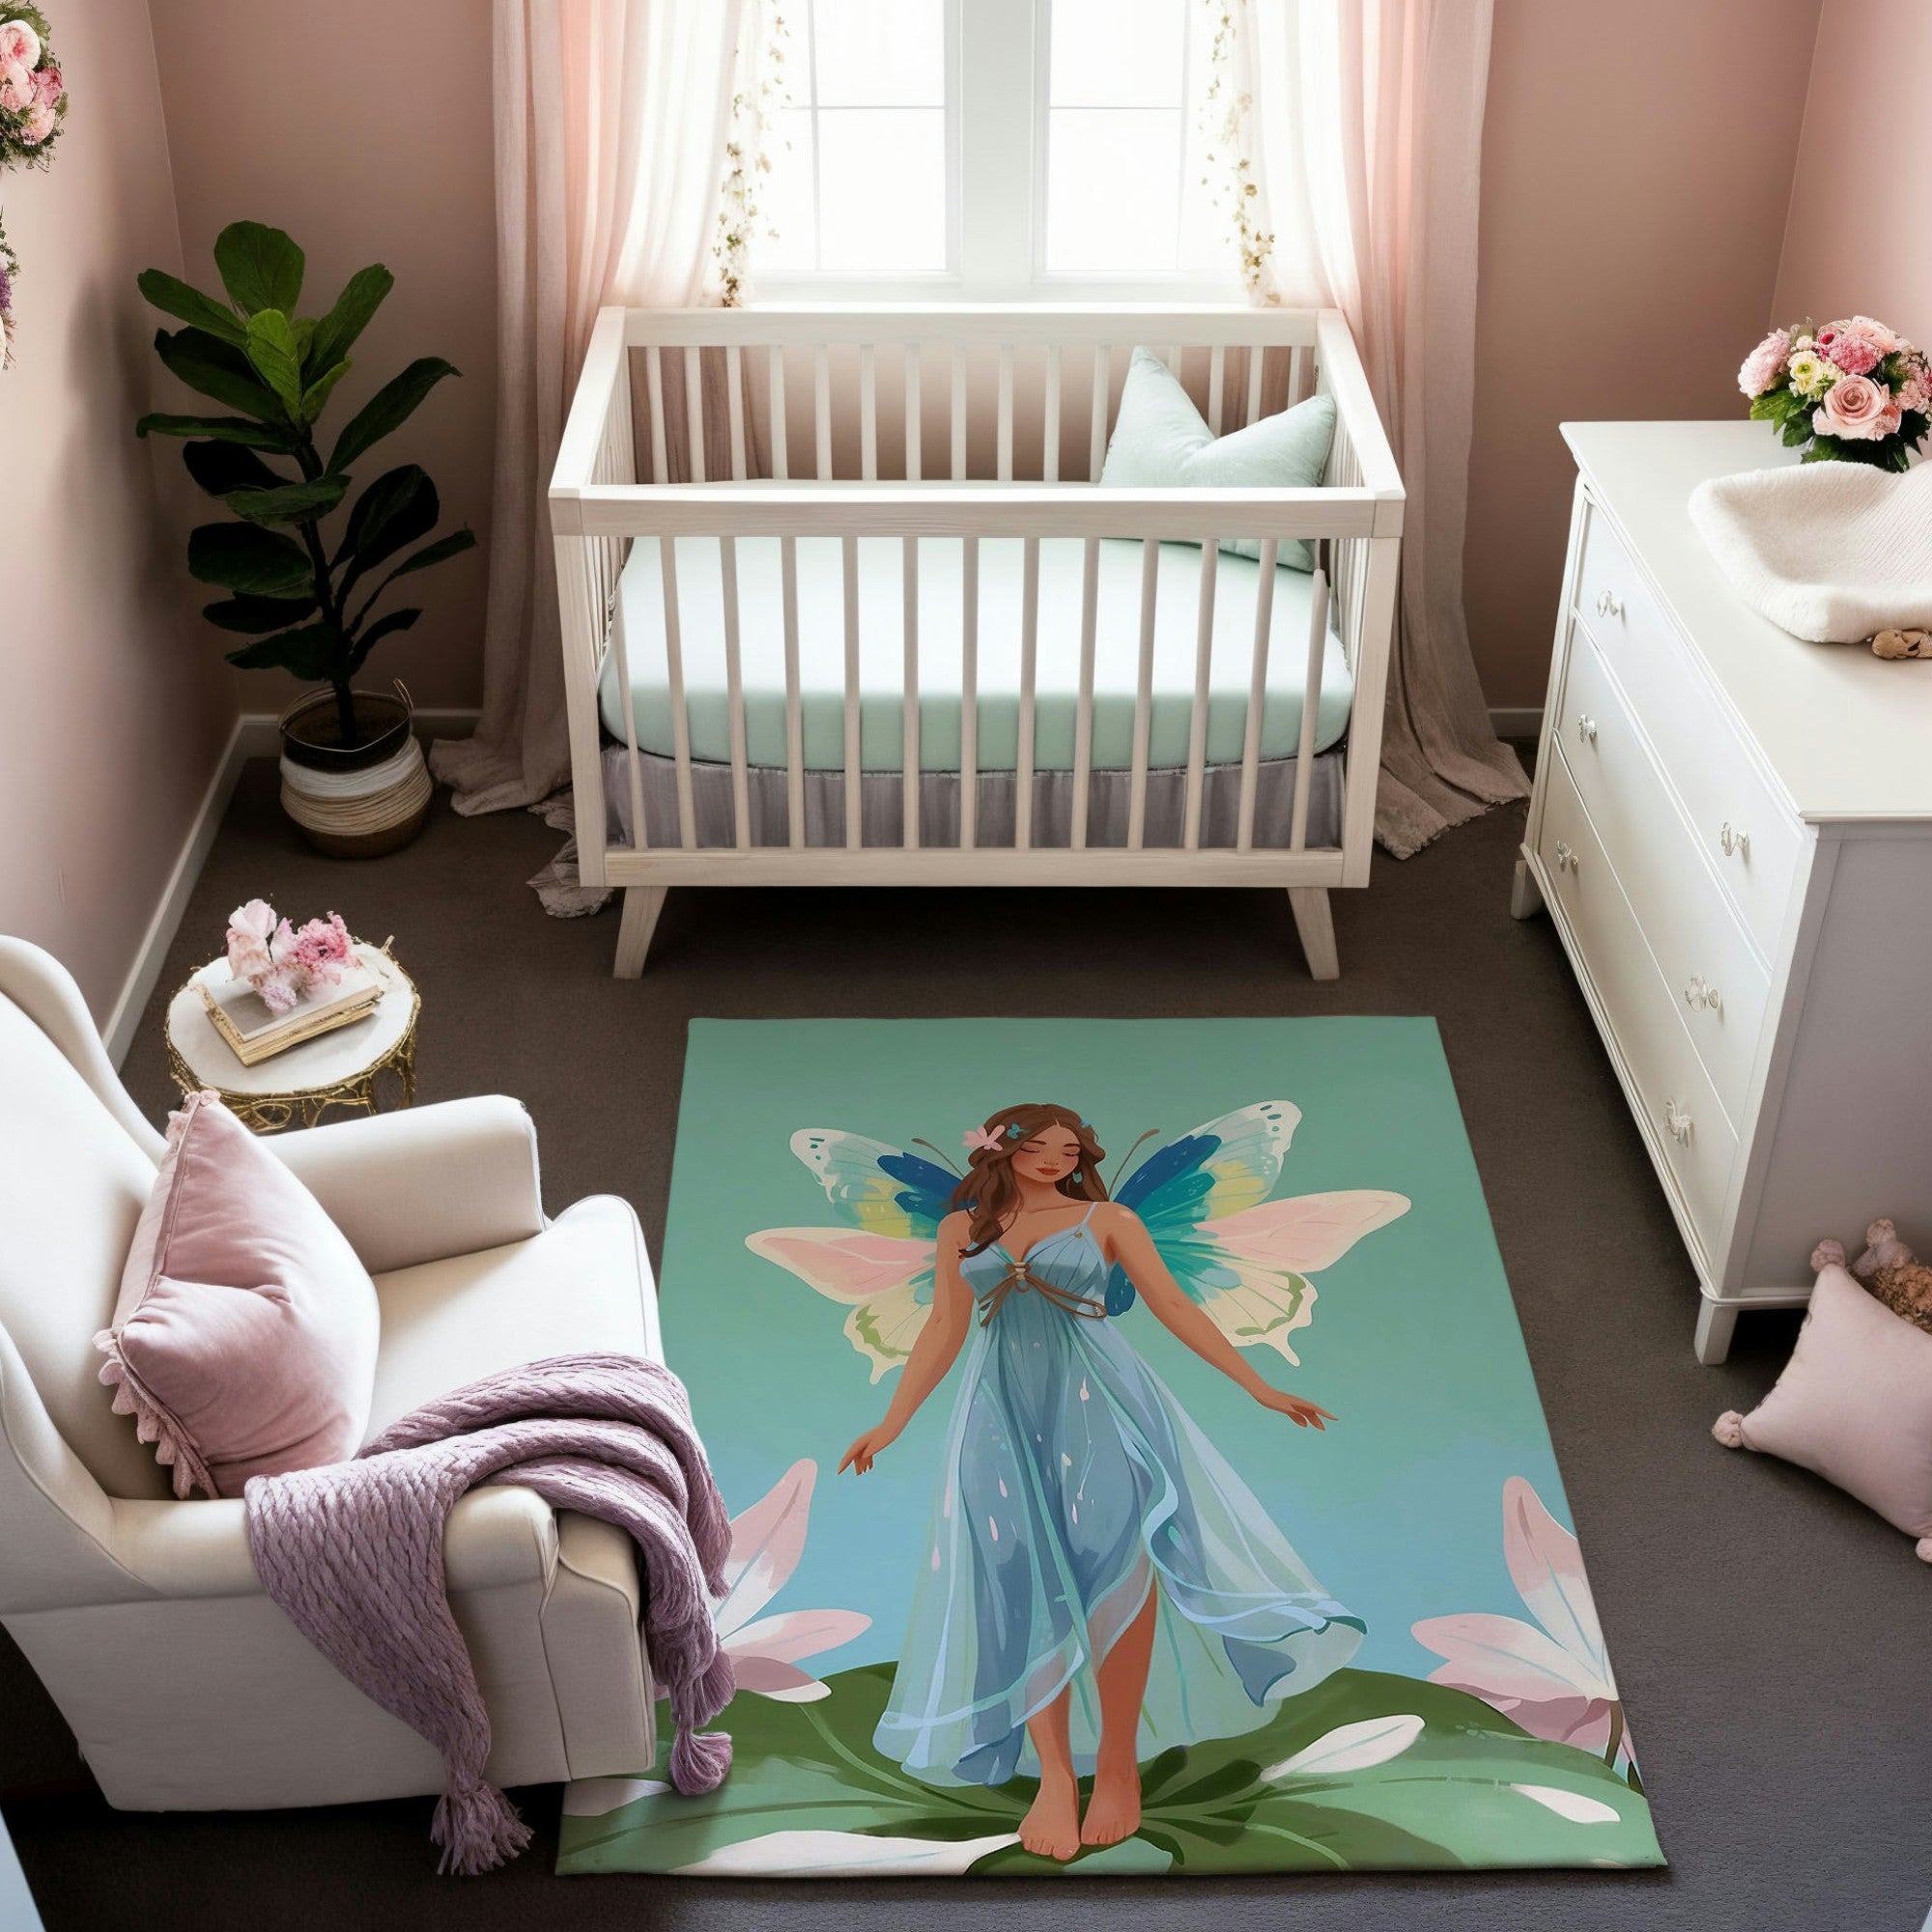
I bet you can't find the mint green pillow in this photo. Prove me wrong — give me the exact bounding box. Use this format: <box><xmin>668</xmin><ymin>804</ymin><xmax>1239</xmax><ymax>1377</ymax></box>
<box><xmin>1098</xmin><ymin>346</ymin><xmax>1336</xmax><ymax>572</ymax></box>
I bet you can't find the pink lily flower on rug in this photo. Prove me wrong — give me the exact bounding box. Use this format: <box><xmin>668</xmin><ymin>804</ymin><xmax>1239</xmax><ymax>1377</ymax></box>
<box><xmin>1411</xmin><ymin>1476</ymin><xmax>1629</xmax><ymax>1767</ymax></box>
<box><xmin>714</xmin><ymin>1459</ymin><xmax>870</xmax><ymax>1702</ymax></box>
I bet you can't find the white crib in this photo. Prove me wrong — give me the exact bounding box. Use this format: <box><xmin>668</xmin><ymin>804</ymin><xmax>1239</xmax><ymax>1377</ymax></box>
<box><xmin>548</xmin><ymin>304</ymin><xmax>1403</xmax><ymax>979</ymax></box>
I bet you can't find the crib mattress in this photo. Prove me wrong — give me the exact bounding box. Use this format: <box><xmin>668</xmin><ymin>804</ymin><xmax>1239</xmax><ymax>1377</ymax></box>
<box><xmin>600</xmin><ymin>535</ymin><xmax>1352</xmax><ymax>774</ymax></box>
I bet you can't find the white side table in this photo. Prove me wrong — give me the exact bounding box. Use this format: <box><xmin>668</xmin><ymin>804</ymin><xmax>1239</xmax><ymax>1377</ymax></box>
<box><xmin>164</xmin><ymin>941</ymin><xmax>419</xmax><ymax>1133</ymax></box>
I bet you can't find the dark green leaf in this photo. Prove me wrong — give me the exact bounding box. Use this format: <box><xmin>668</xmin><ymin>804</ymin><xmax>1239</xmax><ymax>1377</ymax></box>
<box><xmin>1780</xmin><ymin>415</ymin><xmax>1813</xmax><ymax>447</ymax></box>
<box><xmin>136</xmin><ymin>412</ymin><xmax>298</xmax><ymax>449</ymax></box>
<box><xmin>328</xmin><ymin>357</ymin><xmax>458</xmax><ymax>471</ymax></box>
<box><xmin>183</xmin><ymin>440</ymin><xmax>285</xmax><ymax>497</ymax></box>
<box><xmin>135</xmin><ymin>270</ymin><xmax>245</xmax><ymax>347</ymax></box>
<box><xmin>225</xmin><ymin>473</ymin><xmax>350</xmax><ymax>526</ymax></box>
<box><xmin>213</xmin><ymin>221</ymin><xmax>305</xmax><ymax>318</ymax></box>
<box><xmin>203</xmin><ymin>593</ymin><xmax>318</xmax><ymax>635</ymax></box>
<box><xmin>154</xmin><ymin>327</ymin><xmax>287</xmax><ymax>421</ymax></box>
<box><xmin>298</xmin><ymin>358</ymin><xmax>352</xmax><ymax>424</ymax></box>
<box><xmin>187</xmin><ymin>521</ymin><xmax>315</xmax><ymax>598</ymax></box>
<box><xmin>346</xmin><ymin>605</ymin><xmax>420</xmax><ymax>674</ymax></box>
<box><xmin>243</xmin><ymin>310</ymin><xmax>306</xmax><ymax>417</ymax></box>
<box><xmin>336</xmin><ymin>465</ymin><xmax>438</xmax><ymax>575</ymax></box>
<box><xmin>377</xmin><ymin>526</ymin><xmax>476</xmax><ymax>584</ymax></box>
<box><xmin>306</xmin><ymin>264</ymin><xmax>393</xmax><ymax>378</ymax></box>
<box><xmin>225</xmin><ymin>621</ymin><xmax>348</xmax><ymax>682</ymax></box>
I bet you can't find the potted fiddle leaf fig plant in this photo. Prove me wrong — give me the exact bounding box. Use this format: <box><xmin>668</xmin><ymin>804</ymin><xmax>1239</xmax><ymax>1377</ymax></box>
<box><xmin>136</xmin><ymin>220</ymin><xmax>475</xmax><ymax>856</ymax></box>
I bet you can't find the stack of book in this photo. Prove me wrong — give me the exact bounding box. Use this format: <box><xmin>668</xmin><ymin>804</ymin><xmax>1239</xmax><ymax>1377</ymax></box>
<box><xmin>199</xmin><ymin>960</ymin><xmax>383</xmax><ymax>1067</ymax></box>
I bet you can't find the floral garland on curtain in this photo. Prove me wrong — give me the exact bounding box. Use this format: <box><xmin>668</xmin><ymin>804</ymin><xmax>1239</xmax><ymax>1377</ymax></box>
<box><xmin>0</xmin><ymin>7</ymin><xmax>66</xmax><ymax>168</ymax></box>
<box><xmin>710</xmin><ymin>1</ymin><xmax>792</xmax><ymax>308</ymax></box>
<box><xmin>1199</xmin><ymin>0</ymin><xmax>1272</xmax><ymax>300</ymax></box>
<box><xmin>0</xmin><ymin>210</ymin><xmax>18</xmax><ymax>368</ymax></box>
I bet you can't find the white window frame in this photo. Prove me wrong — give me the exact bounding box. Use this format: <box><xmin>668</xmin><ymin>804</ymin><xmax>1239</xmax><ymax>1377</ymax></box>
<box><xmin>753</xmin><ymin>0</ymin><xmax>1239</xmax><ymax>304</ymax></box>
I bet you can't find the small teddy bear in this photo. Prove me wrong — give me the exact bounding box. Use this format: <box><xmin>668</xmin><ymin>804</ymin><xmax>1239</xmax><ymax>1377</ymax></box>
<box><xmin>1871</xmin><ymin>628</ymin><xmax>1932</xmax><ymax>660</ymax></box>
<box><xmin>1824</xmin><ymin>1217</ymin><xmax>1932</xmax><ymax>1335</ymax></box>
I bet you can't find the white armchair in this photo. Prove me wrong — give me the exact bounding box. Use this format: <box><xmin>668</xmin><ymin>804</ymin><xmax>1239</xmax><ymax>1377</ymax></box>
<box><xmin>0</xmin><ymin>937</ymin><xmax>662</xmax><ymax>1812</ymax></box>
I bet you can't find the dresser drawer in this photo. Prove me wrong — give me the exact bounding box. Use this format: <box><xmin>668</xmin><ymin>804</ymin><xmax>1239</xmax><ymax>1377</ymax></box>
<box><xmin>1574</xmin><ymin>499</ymin><xmax>1804</xmax><ymax>957</ymax></box>
<box><xmin>1557</xmin><ymin>616</ymin><xmax>1772</xmax><ymax>1131</ymax></box>
<box><xmin>1538</xmin><ymin>743</ymin><xmax>1739</xmax><ymax>1261</ymax></box>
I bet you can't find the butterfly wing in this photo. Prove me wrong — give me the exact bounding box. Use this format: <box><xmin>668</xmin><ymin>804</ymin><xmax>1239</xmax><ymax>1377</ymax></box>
<box><xmin>790</xmin><ymin>1128</ymin><xmax>955</xmax><ymax>1240</ymax></box>
<box><xmin>744</xmin><ymin>1226</ymin><xmax>938</xmax><ymax>1384</ymax></box>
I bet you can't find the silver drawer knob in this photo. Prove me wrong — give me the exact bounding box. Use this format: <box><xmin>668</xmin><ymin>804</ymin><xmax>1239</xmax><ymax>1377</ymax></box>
<box><xmin>1575</xmin><ymin>714</ymin><xmax>1598</xmax><ymax>745</ymax></box>
<box><xmin>1719</xmin><ymin>821</ymin><xmax>1750</xmax><ymax>860</ymax></box>
<box><xmin>1684</xmin><ymin>976</ymin><xmax>1722</xmax><ymax>1013</ymax></box>
<box><xmin>1595</xmin><ymin>589</ymin><xmax>1625</xmax><ymax>620</ymax></box>
<box><xmin>1662</xmin><ymin>1098</ymin><xmax>1693</xmax><ymax>1145</ymax></box>
<box><xmin>1552</xmin><ymin>839</ymin><xmax>1579</xmax><ymax>873</ymax></box>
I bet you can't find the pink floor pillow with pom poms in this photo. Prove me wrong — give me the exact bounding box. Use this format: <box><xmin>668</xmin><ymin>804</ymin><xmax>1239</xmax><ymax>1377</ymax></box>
<box><xmin>1714</xmin><ymin>1238</ymin><xmax>1932</xmax><ymax>1562</ymax></box>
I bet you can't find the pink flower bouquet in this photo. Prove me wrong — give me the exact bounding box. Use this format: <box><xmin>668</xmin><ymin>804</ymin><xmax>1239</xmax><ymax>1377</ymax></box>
<box><xmin>1738</xmin><ymin>314</ymin><xmax>1931</xmax><ymax>472</ymax></box>
<box><xmin>0</xmin><ymin>8</ymin><xmax>66</xmax><ymax>170</ymax></box>
<box><xmin>225</xmin><ymin>901</ymin><xmax>355</xmax><ymax>1015</ymax></box>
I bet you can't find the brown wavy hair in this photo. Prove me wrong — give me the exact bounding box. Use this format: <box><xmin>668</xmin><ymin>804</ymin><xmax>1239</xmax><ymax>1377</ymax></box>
<box><xmin>951</xmin><ymin>1102</ymin><xmax>1108</xmax><ymax>1256</ymax></box>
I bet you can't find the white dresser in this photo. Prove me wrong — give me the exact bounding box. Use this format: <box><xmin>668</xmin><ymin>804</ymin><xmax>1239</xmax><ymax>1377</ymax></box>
<box><xmin>1516</xmin><ymin>420</ymin><xmax>1932</xmax><ymax>1363</ymax></box>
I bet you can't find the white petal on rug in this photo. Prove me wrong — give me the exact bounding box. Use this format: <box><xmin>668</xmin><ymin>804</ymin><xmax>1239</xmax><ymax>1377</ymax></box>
<box><xmin>561</xmin><ymin>1777</ymin><xmax>671</xmax><ymax>1816</ymax></box>
<box><xmin>1264</xmin><ymin>1713</ymin><xmax>1425</xmax><ymax>1779</ymax></box>
<box><xmin>672</xmin><ymin>1830</ymin><xmax>1022</xmax><ymax>1877</ymax></box>
<box><xmin>1510</xmin><ymin>1783</ymin><xmax>1621</xmax><ymax>1825</ymax></box>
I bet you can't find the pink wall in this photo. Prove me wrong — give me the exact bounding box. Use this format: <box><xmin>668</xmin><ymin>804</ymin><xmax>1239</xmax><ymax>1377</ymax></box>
<box><xmin>150</xmin><ymin>0</ymin><xmax>497</xmax><ymax>713</ymax></box>
<box><xmin>0</xmin><ymin>0</ymin><xmax>235</xmax><ymax>1023</ymax></box>
<box><xmin>1772</xmin><ymin>0</ymin><xmax>1932</xmax><ymax>345</ymax></box>
<box><xmin>1464</xmin><ymin>0</ymin><xmax>1825</xmax><ymax>712</ymax></box>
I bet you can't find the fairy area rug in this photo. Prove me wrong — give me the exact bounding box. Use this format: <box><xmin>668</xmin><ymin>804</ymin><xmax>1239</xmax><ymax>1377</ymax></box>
<box><xmin>559</xmin><ymin>1018</ymin><xmax>1663</xmax><ymax>1880</ymax></box>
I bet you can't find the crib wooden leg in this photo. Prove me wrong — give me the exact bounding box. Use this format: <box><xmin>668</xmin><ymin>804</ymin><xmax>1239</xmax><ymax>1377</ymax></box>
<box><xmin>613</xmin><ymin>886</ymin><xmax>668</xmax><ymax>980</ymax></box>
<box><xmin>1286</xmin><ymin>888</ymin><xmax>1339</xmax><ymax>980</ymax></box>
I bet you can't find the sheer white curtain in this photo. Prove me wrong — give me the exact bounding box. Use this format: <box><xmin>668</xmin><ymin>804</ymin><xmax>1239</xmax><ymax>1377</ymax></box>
<box><xmin>1236</xmin><ymin>0</ymin><xmax>1527</xmax><ymax>856</ymax></box>
<box><xmin>433</xmin><ymin>0</ymin><xmax>755</xmax><ymax>819</ymax></box>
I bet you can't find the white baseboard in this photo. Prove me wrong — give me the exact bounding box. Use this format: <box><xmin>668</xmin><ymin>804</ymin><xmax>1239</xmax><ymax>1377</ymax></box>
<box><xmin>1490</xmin><ymin>706</ymin><xmax>1544</xmax><ymax>741</ymax></box>
<box><xmin>103</xmin><ymin>706</ymin><xmax>480</xmax><ymax>1067</ymax></box>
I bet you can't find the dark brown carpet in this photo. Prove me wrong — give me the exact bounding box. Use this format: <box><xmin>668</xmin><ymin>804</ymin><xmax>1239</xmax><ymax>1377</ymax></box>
<box><xmin>5</xmin><ymin>759</ymin><xmax>1927</xmax><ymax>1932</ymax></box>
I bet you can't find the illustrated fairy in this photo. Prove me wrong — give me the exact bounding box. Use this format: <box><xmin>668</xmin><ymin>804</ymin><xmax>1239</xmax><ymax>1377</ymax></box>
<box><xmin>748</xmin><ymin>1099</ymin><xmax>1408</xmax><ymax>1861</ymax></box>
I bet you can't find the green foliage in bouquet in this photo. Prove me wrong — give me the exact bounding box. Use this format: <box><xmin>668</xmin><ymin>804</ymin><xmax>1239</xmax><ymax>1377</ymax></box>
<box><xmin>136</xmin><ymin>221</ymin><xmax>475</xmax><ymax>747</ymax></box>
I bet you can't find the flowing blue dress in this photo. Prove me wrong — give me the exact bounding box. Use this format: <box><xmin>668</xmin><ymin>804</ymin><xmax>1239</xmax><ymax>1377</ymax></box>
<box><xmin>874</xmin><ymin>1205</ymin><xmax>1365</xmax><ymax>1787</ymax></box>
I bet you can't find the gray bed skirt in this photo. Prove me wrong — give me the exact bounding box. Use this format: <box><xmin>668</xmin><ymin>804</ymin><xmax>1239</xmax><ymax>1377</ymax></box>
<box><xmin>600</xmin><ymin>743</ymin><xmax>1346</xmax><ymax>852</ymax></box>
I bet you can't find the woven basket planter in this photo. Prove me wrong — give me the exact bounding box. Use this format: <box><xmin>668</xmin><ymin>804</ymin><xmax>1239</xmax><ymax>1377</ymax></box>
<box><xmin>278</xmin><ymin>683</ymin><xmax>432</xmax><ymax>859</ymax></box>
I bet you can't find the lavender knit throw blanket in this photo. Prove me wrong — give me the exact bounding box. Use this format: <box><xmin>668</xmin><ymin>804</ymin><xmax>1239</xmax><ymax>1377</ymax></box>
<box><xmin>243</xmin><ymin>1352</ymin><xmax>735</xmax><ymax>1874</ymax></box>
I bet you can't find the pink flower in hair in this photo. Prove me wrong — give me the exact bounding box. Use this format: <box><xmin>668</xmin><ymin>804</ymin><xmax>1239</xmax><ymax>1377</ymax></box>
<box><xmin>962</xmin><ymin>1125</ymin><xmax>1006</xmax><ymax>1154</ymax></box>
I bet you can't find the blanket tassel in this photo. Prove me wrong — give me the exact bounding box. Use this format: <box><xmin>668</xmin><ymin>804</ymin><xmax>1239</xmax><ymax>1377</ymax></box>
<box><xmin>432</xmin><ymin>1777</ymin><xmax>532</xmax><ymax>1876</ymax></box>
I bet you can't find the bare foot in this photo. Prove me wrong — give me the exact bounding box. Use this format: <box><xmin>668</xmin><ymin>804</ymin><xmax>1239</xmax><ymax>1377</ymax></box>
<box><xmin>1018</xmin><ymin>1772</ymin><xmax>1082</xmax><ymax>1861</ymax></box>
<box><xmin>1080</xmin><ymin>1756</ymin><xmax>1142</xmax><ymax>1846</ymax></box>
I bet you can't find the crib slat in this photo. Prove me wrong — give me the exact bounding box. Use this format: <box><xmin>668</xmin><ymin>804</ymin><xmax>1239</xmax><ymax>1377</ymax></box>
<box><xmin>659</xmin><ymin>537</ymin><xmax>696</xmax><ymax>849</ymax></box>
<box><xmin>1246</xmin><ymin>345</ymin><xmax>1264</xmax><ymax>426</ymax></box>
<box><xmin>814</xmin><ymin>344</ymin><xmax>833</xmax><ymax>480</ymax></box>
<box><xmin>901</xmin><ymin>537</ymin><xmax>920</xmax><ymax>847</ymax></box>
<box><xmin>1236</xmin><ymin>538</ymin><xmax>1278</xmax><ymax>851</ymax></box>
<box><xmin>1043</xmin><ymin>347</ymin><xmax>1061</xmax><ymax>484</ymax></box>
<box><xmin>1127</xmin><ymin>538</ymin><xmax>1158</xmax><ymax>850</ymax></box>
<box><xmin>726</xmin><ymin>346</ymin><xmax>747</xmax><ymax>481</ymax></box>
<box><xmin>645</xmin><ymin>346</ymin><xmax>668</xmax><ymax>485</ymax></box>
<box><xmin>904</xmin><ymin>344</ymin><xmax>922</xmax><ymax>482</ymax></box>
<box><xmin>781</xmin><ymin>535</ymin><xmax>805</xmax><ymax>848</ymax></box>
<box><xmin>1070</xmin><ymin>536</ymin><xmax>1099</xmax><ymax>849</ymax></box>
<box><xmin>1290</xmin><ymin>553</ymin><xmax>1330</xmax><ymax>852</ymax></box>
<box><xmin>1289</xmin><ymin>344</ymin><xmax>1308</xmax><ymax>407</ymax></box>
<box><xmin>769</xmin><ymin>345</ymin><xmax>788</xmax><ymax>481</ymax></box>
<box><xmin>959</xmin><ymin>536</ymin><xmax>980</xmax><ymax>850</ymax></box>
<box><xmin>860</xmin><ymin>342</ymin><xmax>878</xmax><ymax>482</ymax></box>
<box><xmin>841</xmin><ymin>535</ymin><xmax>862</xmax><ymax>848</ymax></box>
<box><xmin>1208</xmin><ymin>346</ymin><xmax>1226</xmax><ymax>435</ymax></box>
<box><xmin>996</xmin><ymin>344</ymin><xmax>1014</xmax><ymax>482</ymax></box>
<box><xmin>720</xmin><ymin>536</ymin><xmax>750</xmax><ymax>848</ymax></box>
<box><xmin>1015</xmin><ymin>536</ymin><xmax>1040</xmax><ymax>849</ymax></box>
<box><xmin>600</xmin><ymin>538</ymin><xmax>648</xmax><ymax>856</ymax></box>
<box><xmin>683</xmin><ymin>347</ymin><xmax>706</xmax><ymax>483</ymax></box>
<box><xmin>951</xmin><ymin>347</ymin><xmax>967</xmax><ymax>481</ymax></box>
<box><xmin>1089</xmin><ymin>346</ymin><xmax>1109</xmax><ymax>480</ymax></box>
<box><xmin>1182</xmin><ymin>544</ymin><xmax>1218</xmax><ymax>850</ymax></box>
<box><xmin>1162</xmin><ymin>343</ymin><xmax>1181</xmax><ymax>375</ymax></box>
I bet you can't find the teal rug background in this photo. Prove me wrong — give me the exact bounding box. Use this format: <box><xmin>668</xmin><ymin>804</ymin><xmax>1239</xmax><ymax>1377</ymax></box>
<box><xmin>668</xmin><ymin>1015</ymin><xmax>1559</xmax><ymax>1683</ymax></box>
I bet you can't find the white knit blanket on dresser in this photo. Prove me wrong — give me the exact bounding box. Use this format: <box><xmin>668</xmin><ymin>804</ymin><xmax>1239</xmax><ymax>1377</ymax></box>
<box><xmin>1688</xmin><ymin>458</ymin><xmax>1932</xmax><ymax>643</ymax></box>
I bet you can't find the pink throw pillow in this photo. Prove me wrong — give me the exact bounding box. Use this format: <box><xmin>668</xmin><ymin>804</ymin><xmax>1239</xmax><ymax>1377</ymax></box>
<box><xmin>95</xmin><ymin>1090</ymin><xmax>380</xmax><ymax>1498</ymax></box>
<box><xmin>1714</xmin><ymin>1261</ymin><xmax>1932</xmax><ymax>1561</ymax></box>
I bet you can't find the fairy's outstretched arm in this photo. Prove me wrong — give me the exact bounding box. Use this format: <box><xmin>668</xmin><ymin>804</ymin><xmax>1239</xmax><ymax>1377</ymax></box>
<box><xmin>839</xmin><ymin>1212</ymin><xmax>976</xmax><ymax>1473</ymax></box>
<box><xmin>1105</xmin><ymin>1206</ymin><xmax>1337</xmax><ymax>1430</ymax></box>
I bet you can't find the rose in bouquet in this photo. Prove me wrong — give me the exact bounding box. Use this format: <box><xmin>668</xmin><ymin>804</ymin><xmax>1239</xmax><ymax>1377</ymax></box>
<box><xmin>225</xmin><ymin>901</ymin><xmax>355</xmax><ymax>1014</ymax></box>
<box><xmin>0</xmin><ymin>9</ymin><xmax>66</xmax><ymax>170</ymax></box>
<box><xmin>1739</xmin><ymin>315</ymin><xmax>1931</xmax><ymax>472</ymax></box>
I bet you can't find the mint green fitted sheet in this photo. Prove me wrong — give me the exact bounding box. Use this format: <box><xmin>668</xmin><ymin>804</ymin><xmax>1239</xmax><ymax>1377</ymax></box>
<box><xmin>600</xmin><ymin>534</ymin><xmax>1352</xmax><ymax>774</ymax></box>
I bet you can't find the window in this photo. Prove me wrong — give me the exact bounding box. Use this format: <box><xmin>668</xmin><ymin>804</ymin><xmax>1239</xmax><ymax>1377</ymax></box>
<box><xmin>755</xmin><ymin>0</ymin><xmax>1233</xmax><ymax>299</ymax></box>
